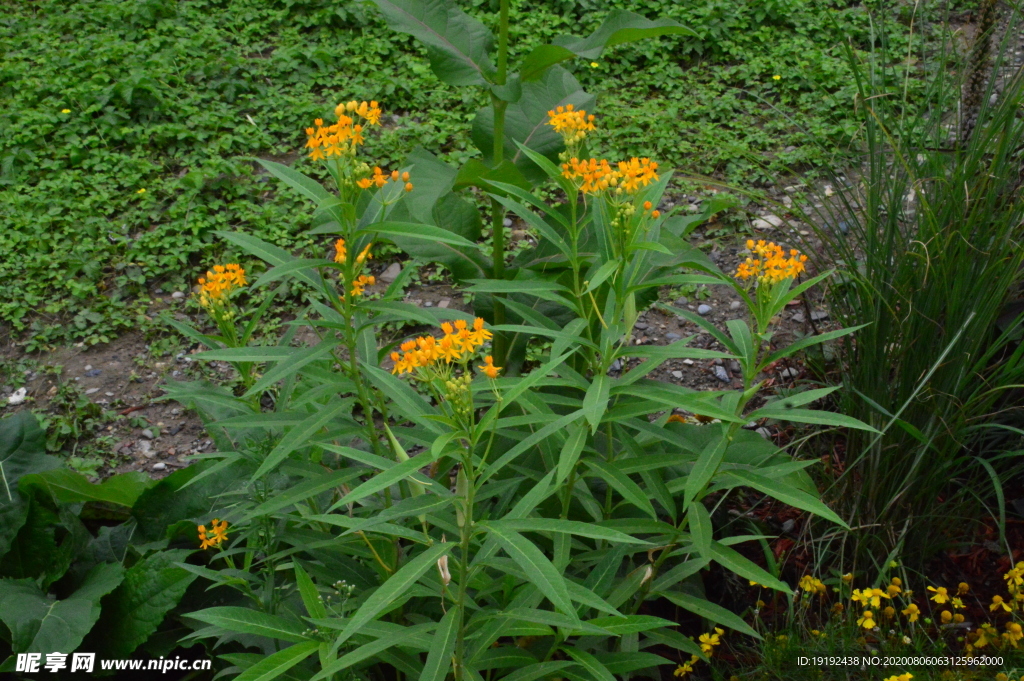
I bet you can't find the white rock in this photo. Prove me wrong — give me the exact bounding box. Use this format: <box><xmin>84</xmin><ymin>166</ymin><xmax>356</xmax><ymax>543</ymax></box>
<box><xmin>697</xmin><ymin>304</ymin><xmax>712</xmax><ymax>315</ymax></box>
<box><xmin>139</xmin><ymin>440</ymin><xmax>154</xmax><ymax>457</ymax></box>
<box><xmin>712</xmin><ymin>366</ymin><xmax>730</xmax><ymax>382</ymax></box>
<box><xmin>730</xmin><ymin>301</ymin><xmax>742</xmax><ymax>310</ymax></box>
<box><xmin>85</xmin><ymin>388</ymin><xmax>100</xmax><ymax>395</ymax></box>
<box><xmin>682</xmin><ymin>359</ymin><xmax>694</xmax><ymax>365</ymax></box>
<box><xmin>171</xmin><ymin>291</ymin><xmax>185</xmax><ymax>300</ymax></box>
<box><xmin>152</xmin><ymin>462</ymin><xmax>167</xmax><ymax>471</ymax></box>
<box><xmin>6</xmin><ymin>387</ymin><xmax>27</xmax><ymax>406</ymax></box>
<box><xmin>84</xmin><ymin>365</ymin><xmax>93</xmax><ymax>371</ymax></box>
<box><xmin>379</xmin><ymin>262</ymin><xmax>402</xmax><ymax>283</ymax></box>
<box><xmin>780</xmin><ymin>367</ymin><xmax>799</xmax><ymax>379</ymax></box>
<box><xmin>756</xmin><ymin>427</ymin><xmax>772</xmax><ymax>439</ymax></box>
<box><xmin>141</xmin><ymin>428</ymin><xmax>155</xmax><ymax>439</ymax></box>
<box><xmin>437</xmin><ymin>298</ymin><xmax>451</xmax><ymax>309</ymax></box>
<box><xmin>752</xmin><ymin>214</ymin><xmax>784</xmax><ymax>230</ymax></box>
<box><xmin>671</xmin><ymin>371</ymin><xmax>683</xmax><ymax>379</ymax></box>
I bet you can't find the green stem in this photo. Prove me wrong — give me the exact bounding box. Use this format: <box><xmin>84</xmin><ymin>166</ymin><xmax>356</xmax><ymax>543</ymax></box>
<box><xmin>452</xmin><ymin>468</ymin><xmax>476</xmax><ymax>681</ymax></box>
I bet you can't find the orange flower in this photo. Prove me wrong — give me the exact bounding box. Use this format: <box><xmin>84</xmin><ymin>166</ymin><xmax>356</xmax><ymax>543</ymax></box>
<box><xmin>197</xmin><ymin>264</ymin><xmax>246</xmax><ymax>309</ymax></box>
<box><xmin>390</xmin><ymin>318</ymin><xmax>491</xmax><ymax>375</ymax></box>
<box><xmin>198</xmin><ymin>518</ymin><xmax>229</xmax><ymax>550</ymax></box>
<box><xmin>478</xmin><ymin>355</ymin><xmax>501</xmax><ymax>379</ymax></box>
<box><xmin>735</xmin><ymin>240</ymin><xmax>807</xmax><ymax>284</ymax></box>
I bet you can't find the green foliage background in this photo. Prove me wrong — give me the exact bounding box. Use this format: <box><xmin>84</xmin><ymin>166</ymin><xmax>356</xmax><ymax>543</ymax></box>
<box><xmin>0</xmin><ymin>0</ymin><xmax>937</xmax><ymax>348</ymax></box>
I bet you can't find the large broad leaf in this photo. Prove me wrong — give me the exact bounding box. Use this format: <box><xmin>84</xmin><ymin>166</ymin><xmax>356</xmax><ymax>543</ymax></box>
<box><xmin>0</xmin><ymin>411</ymin><xmax>59</xmax><ymax>505</ymax></box>
<box><xmin>187</xmin><ymin>607</ymin><xmax>309</xmax><ymax>643</ymax></box>
<box><xmin>484</xmin><ymin>524</ymin><xmax>576</xmax><ymax>619</ymax></box>
<box><xmin>254</xmin><ymin>159</ymin><xmax>332</xmax><ymax>204</ymax></box>
<box><xmin>520</xmin><ymin>11</ymin><xmax>694</xmax><ymax>81</ymax></box>
<box><xmin>18</xmin><ymin>469</ymin><xmax>154</xmax><ymax>507</ymax></box>
<box><xmin>90</xmin><ymin>550</ymin><xmax>198</xmax><ymax>658</ymax></box>
<box><xmin>716</xmin><ymin>469</ymin><xmax>848</xmax><ymax>529</ymax></box>
<box><xmin>0</xmin><ymin>562</ymin><xmax>124</xmax><ymax>654</ymax></box>
<box><xmin>370</xmin><ymin>0</ymin><xmax>495</xmax><ymax>86</ymax></box>
<box><xmin>472</xmin><ymin>66</ymin><xmax>594</xmax><ymax>184</ymax></box>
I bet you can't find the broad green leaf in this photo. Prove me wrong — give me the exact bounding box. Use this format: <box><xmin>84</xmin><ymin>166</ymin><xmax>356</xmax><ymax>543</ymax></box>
<box><xmin>764</xmin><ymin>324</ymin><xmax>868</xmax><ymax>365</ymax></box>
<box><xmin>683</xmin><ymin>431</ymin><xmax>729</xmax><ymax>509</ymax></box>
<box><xmin>519</xmin><ymin>44</ymin><xmax>576</xmax><ymax>81</ymax></box>
<box><xmin>329</xmin><ymin>449</ymin><xmax>440</xmax><ymax>510</ymax></box>
<box><xmin>556</xmin><ymin>422</ymin><xmax>587</xmax><ymax>486</ymax></box>
<box><xmin>0</xmin><ymin>411</ymin><xmax>60</xmax><ymax>505</ymax></box>
<box><xmin>369</xmin><ymin>221</ymin><xmax>480</xmax><ymax>247</ymax></box>
<box><xmin>551</xmin><ymin>10</ymin><xmax>694</xmax><ymax>59</ymax></box>
<box><xmin>196</xmin><ymin>346</ymin><xmax>298</xmax><ymax>363</ymax></box>
<box><xmin>335</xmin><ymin>543</ymin><xmax>451</xmax><ymax>647</ymax></box>
<box><xmin>582</xmin><ymin>374</ymin><xmax>610</xmax><ymax>433</ymax></box>
<box><xmin>340</xmin><ymin>495</ymin><xmax>453</xmax><ymax>536</ymax></box>
<box><xmin>369</xmin><ymin>0</ymin><xmax>495</xmax><ymax>87</ymax></box>
<box><xmin>594</xmin><ymin>651</ymin><xmax>673</xmax><ymax>675</ymax></box>
<box><xmin>312</xmin><ymin>624</ymin><xmax>437</xmax><ymax>681</ymax></box>
<box><xmin>506</xmin><ymin>608</ymin><xmax>609</xmax><ymax>635</ymax></box>
<box><xmin>247</xmin><ymin>468</ymin><xmax>364</xmax><ymax>519</ymax></box>
<box><xmin>251</xmin><ymin>400</ymin><xmax>352</xmax><ymax>480</ymax></box>
<box><xmin>688</xmin><ymin>501</ymin><xmax>712</xmax><ymax>558</ymax></box>
<box><xmin>0</xmin><ymin>562</ymin><xmax>123</xmax><ymax>654</ymax></box>
<box><xmin>658</xmin><ymin>590</ymin><xmax>760</xmax><ymax>638</ymax></box>
<box><xmin>489</xmin><ymin>518</ymin><xmax>649</xmax><ymax>545</ymax></box>
<box><xmin>581</xmin><ymin>615</ymin><xmax>675</xmax><ymax>636</ymax></box>
<box><xmin>93</xmin><ymin>550</ymin><xmax>197</xmax><ymax>658</ymax></box>
<box><xmin>651</xmin><ymin>557</ymin><xmax>709</xmax><ymax>593</ymax></box>
<box><xmin>234</xmin><ymin>641</ymin><xmax>319</xmax><ymax>681</ymax></box>
<box><xmin>254</xmin><ymin>159</ymin><xmax>332</xmax><ymax>204</ymax></box>
<box><xmin>243</xmin><ymin>338</ymin><xmax>339</xmax><ymax>398</ymax></box>
<box><xmin>419</xmin><ymin>607</ymin><xmax>459</xmax><ymax>681</ymax></box>
<box><xmin>251</xmin><ymin>258</ymin><xmax>336</xmax><ymax>289</ymax></box>
<box><xmin>187</xmin><ymin>607</ymin><xmax>309</xmax><ymax>643</ymax></box>
<box><xmin>717</xmin><ymin>469</ymin><xmax>848</xmax><ymax>528</ymax></box>
<box><xmin>18</xmin><ymin>469</ymin><xmax>154</xmax><ymax>507</ymax></box>
<box><xmin>470</xmin><ymin>647</ymin><xmax>539</xmax><ymax>671</ymax></box>
<box><xmin>484</xmin><ymin>524</ymin><xmax>576</xmax><ymax>618</ymax></box>
<box><xmin>498</xmin><ymin>661</ymin><xmax>576</xmax><ymax>681</ymax></box>
<box><xmin>584</xmin><ymin>459</ymin><xmax>656</xmax><ymax>519</ymax></box>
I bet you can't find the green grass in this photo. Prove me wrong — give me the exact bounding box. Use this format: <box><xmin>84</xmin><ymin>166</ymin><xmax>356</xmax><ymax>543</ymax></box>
<box><xmin>0</xmin><ymin>0</ymin><xmax>943</xmax><ymax>349</ymax></box>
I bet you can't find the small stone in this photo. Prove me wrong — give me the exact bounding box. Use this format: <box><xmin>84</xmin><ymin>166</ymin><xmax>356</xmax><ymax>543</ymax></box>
<box><xmin>85</xmin><ymin>388</ymin><xmax>100</xmax><ymax>395</ymax></box>
<box><xmin>729</xmin><ymin>360</ymin><xmax>742</xmax><ymax>373</ymax></box>
<box><xmin>781</xmin><ymin>519</ymin><xmax>796</xmax><ymax>533</ymax></box>
<box><xmin>810</xmin><ymin>310</ymin><xmax>829</xmax><ymax>321</ymax></box>
<box><xmin>141</xmin><ymin>429</ymin><xmax>155</xmax><ymax>439</ymax></box>
<box><xmin>139</xmin><ymin>440</ymin><xmax>154</xmax><ymax>457</ymax></box>
<box><xmin>171</xmin><ymin>291</ymin><xmax>185</xmax><ymax>300</ymax></box>
<box><xmin>503</xmin><ymin>217</ymin><xmax>513</xmax><ymax>228</ymax></box>
<box><xmin>780</xmin><ymin>367</ymin><xmax>799</xmax><ymax>379</ymax></box>
<box><xmin>713</xmin><ymin>358</ymin><xmax>723</xmax><ymax>365</ymax></box>
<box><xmin>84</xmin><ymin>365</ymin><xmax>93</xmax><ymax>371</ymax></box>
<box><xmin>791</xmin><ymin>312</ymin><xmax>805</xmax><ymax>323</ymax></box>
<box><xmin>634</xmin><ymin>322</ymin><xmax>649</xmax><ymax>330</ymax></box>
<box><xmin>674</xmin><ymin>297</ymin><xmax>688</xmax><ymax>306</ymax></box>
<box><xmin>697</xmin><ymin>304</ymin><xmax>712</xmax><ymax>315</ymax></box>
<box><xmin>437</xmin><ymin>298</ymin><xmax>451</xmax><ymax>309</ymax></box>
<box><xmin>782</xmin><ymin>195</ymin><xmax>793</xmax><ymax>208</ymax></box>
<box><xmin>609</xmin><ymin>359</ymin><xmax>622</xmax><ymax>372</ymax></box>
<box><xmin>752</xmin><ymin>214</ymin><xmax>784</xmax><ymax>230</ymax></box>
<box><xmin>682</xmin><ymin>359</ymin><xmax>694</xmax><ymax>365</ymax></box>
<box><xmin>172</xmin><ymin>370</ymin><xmax>181</xmax><ymax>377</ymax></box>
<box><xmin>784</xmin><ymin>185</ymin><xmax>798</xmax><ymax>193</ymax></box>
<box><xmin>671</xmin><ymin>371</ymin><xmax>683</xmax><ymax>379</ymax></box>
<box><xmin>85</xmin><ymin>369</ymin><xmax>101</xmax><ymax>377</ymax></box>
<box><xmin>665</xmin><ymin>333</ymin><xmax>682</xmax><ymax>341</ymax></box>
<box><xmin>730</xmin><ymin>300</ymin><xmax>742</xmax><ymax>310</ymax></box>
<box><xmin>824</xmin><ymin>184</ymin><xmax>835</xmax><ymax>197</ymax></box>
<box><xmin>379</xmin><ymin>262</ymin><xmax>402</xmax><ymax>283</ymax></box>
<box><xmin>168</xmin><ymin>425</ymin><xmax>182</xmax><ymax>436</ymax></box>
<box><xmin>424</xmin><ymin>301</ymin><xmax>433</xmax><ymax>307</ymax></box>
<box><xmin>712</xmin><ymin>366</ymin><xmax>730</xmax><ymax>383</ymax></box>
<box><xmin>170</xmin><ymin>408</ymin><xmax>181</xmax><ymax>415</ymax></box>
<box><xmin>152</xmin><ymin>462</ymin><xmax>167</xmax><ymax>471</ymax></box>
<box><xmin>756</xmin><ymin>427</ymin><xmax>772</xmax><ymax>439</ymax></box>
<box><xmin>105</xmin><ymin>392</ymin><xmax>114</xmax><ymax>397</ymax></box>
<box><xmin>6</xmin><ymin>387</ymin><xmax>27</xmax><ymax>406</ymax></box>
<box><xmin>798</xmin><ymin>230</ymin><xmax>810</xmax><ymax>236</ymax></box>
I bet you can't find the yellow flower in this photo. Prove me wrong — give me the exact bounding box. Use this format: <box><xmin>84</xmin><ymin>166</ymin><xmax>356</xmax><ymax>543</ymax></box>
<box><xmin>334</xmin><ymin>238</ymin><xmax>347</xmax><ymax>264</ymax></box>
<box><xmin>975</xmin><ymin>623</ymin><xmax>998</xmax><ymax>648</ymax></box>
<box><xmin>883</xmin><ymin>606</ymin><xmax>896</xmax><ymax>619</ymax></box>
<box><xmin>137</xmin><ymin>188</ymin><xmax>146</xmax><ymax>194</ymax></box>
<box><xmin>350</xmin><ymin>275</ymin><xmax>375</xmax><ymax>297</ymax></box>
<box><xmin>891</xmin><ymin>577</ymin><xmax>902</xmax><ymax>587</ymax></box>
<box><xmin>390</xmin><ymin>318</ymin><xmax>492</xmax><ymax>375</ymax></box>
<box><xmin>857</xmin><ymin>610</ymin><xmax>876</xmax><ymax>629</ymax></box>
<box><xmin>590</xmin><ymin>61</ymin><xmax>599</xmax><ymax>68</ymax></box>
<box><xmin>953</xmin><ymin>613</ymin><xmax>964</xmax><ymax>623</ymax></box>
<box><xmin>478</xmin><ymin>355</ymin><xmax>501</xmax><ymax>379</ymax></box>
<box><xmin>957</xmin><ymin>582</ymin><xmax>969</xmax><ymax>595</ymax></box>
<box><xmin>799</xmin><ymin>575</ymin><xmax>827</xmax><ymax>595</ymax></box>
<box><xmin>561</xmin><ymin>157</ymin><xmax>618</xmax><ymax>195</ymax></box>
<box><xmin>887</xmin><ymin>583</ymin><xmax>902</xmax><ymax>597</ymax></box>
<box><xmin>673</xmin><ymin>656</ymin><xmax>698</xmax><ymax>677</ymax></box>
<box><xmin>61</xmin><ymin>108</ymin><xmax>71</xmax><ymax>113</ymax></box>
<box><xmin>951</xmin><ymin>597</ymin><xmax>965</xmax><ymax>610</ymax></box>
<box><xmin>842</xmin><ymin>573</ymin><xmax>853</xmax><ymax>583</ymax></box>
<box><xmin>197</xmin><ymin>264</ymin><xmax>246</xmax><ymax>310</ymax></box>
<box><xmin>306</xmin><ymin>100</ymin><xmax>381</xmax><ymax>159</ymax></box>
<box><xmin>928</xmin><ymin>586</ymin><xmax>950</xmax><ymax>604</ymax></box>
<box><xmin>991</xmin><ymin>595</ymin><xmax>1012</xmax><ymax>612</ymax></box>
<box><xmin>616</xmin><ymin>157</ymin><xmax>660</xmax><ymax>194</ymax></box>
<box><xmin>735</xmin><ymin>240</ymin><xmax>807</xmax><ymax>284</ymax></box>
<box><xmin>882</xmin><ymin>674</ymin><xmax>912</xmax><ymax>681</ymax></box>
<box><xmin>1004</xmin><ymin>622</ymin><xmax>1023</xmax><ymax>647</ymax></box>
<box><xmin>772</xmin><ymin>74</ymin><xmax>781</xmax><ymax>80</ymax></box>
<box><xmin>198</xmin><ymin>518</ymin><xmax>229</xmax><ymax>550</ymax></box>
<box><xmin>940</xmin><ymin>610</ymin><xmax>952</xmax><ymax>624</ymax></box>
<box><xmin>852</xmin><ymin>588</ymin><xmax>889</xmax><ymax>608</ymax></box>
<box><xmin>698</xmin><ymin>628</ymin><xmax>724</xmax><ymax>655</ymax></box>
<box><xmin>547</xmin><ymin>104</ymin><xmax>596</xmax><ymax>146</ymax></box>
<box><xmin>901</xmin><ymin>603</ymin><xmax>920</xmax><ymax>622</ymax></box>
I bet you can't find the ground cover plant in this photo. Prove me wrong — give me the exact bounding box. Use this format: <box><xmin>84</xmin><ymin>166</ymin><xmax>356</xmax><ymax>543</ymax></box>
<box><xmin>0</xmin><ymin>0</ymin><xmax>942</xmax><ymax>350</ymax></box>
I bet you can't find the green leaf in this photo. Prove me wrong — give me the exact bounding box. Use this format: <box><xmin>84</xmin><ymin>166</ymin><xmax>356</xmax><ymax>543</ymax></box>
<box><xmin>519</xmin><ymin>44</ymin><xmax>576</xmax><ymax>82</ymax></box>
<box><xmin>251</xmin><ymin>400</ymin><xmax>352</xmax><ymax>480</ymax></box>
<box><xmin>583</xmin><ymin>615</ymin><xmax>675</xmax><ymax>636</ymax></box>
<box><xmin>335</xmin><ymin>543</ymin><xmax>451</xmax><ymax>647</ymax></box>
<box><xmin>215</xmin><ymin>231</ymin><xmax>323</xmax><ymax>290</ymax></box>
<box><xmin>18</xmin><ymin>469</ymin><xmax>154</xmax><ymax>507</ymax></box>
<box><xmin>247</xmin><ymin>468</ymin><xmax>364</xmax><ymax>519</ymax></box>
<box><xmin>295</xmin><ymin>563</ymin><xmax>327</xmax><ymax>620</ymax></box>
<box><xmin>745</xmin><ymin>405</ymin><xmax>880</xmax><ymax>432</ymax></box>
<box><xmin>370</xmin><ymin>221</ymin><xmax>479</xmax><ymax>247</ymax></box>
<box><xmin>582</xmin><ymin>374</ymin><xmax>610</xmax><ymax>433</ymax></box>
<box><xmin>188</xmin><ymin>607</ymin><xmax>309</xmax><ymax>643</ymax></box>
<box><xmin>488</xmin><ymin>518</ymin><xmax>649</xmax><ymax>545</ymax></box>
<box><xmin>683</xmin><ymin>431</ymin><xmax>729</xmax><ymax>509</ymax></box>
<box><xmin>483</xmin><ymin>524</ymin><xmax>576</xmax><ymax>619</ymax></box>
<box><xmin>329</xmin><ymin>449</ymin><xmax>441</xmax><ymax>510</ymax></box>
<box><xmin>688</xmin><ymin>501</ymin><xmax>712</xmax><ymax>558</ymax></box>
<box><xmin>419</xmin><ymin>607</ymin><xmax>458</xmax><ymax>681</ymax></box>
<box><xmin>340</xmin><ymin>495</ymin><xmax>453</xmax><ymax>536</ymax></box>
<box><xmin>312</xmin><ymin>624</ymin><xmax>436</xmax><ymax>681</ymax></box>
<box><xmin>706</xmin><ymin>541</ymin><xmax>791</xmax><ymax>593</ymax></box>
<box><xmin>93</xmin><ymin>550</ymin><xmax>198</xmax><ymax>658</ymax></box>
<box><xmin>234</xmin><ymin>641</ymin><xmax>320</xmax><ymax>681</ymax></box>
<box><xmin>565</xmin><ymin>648</ymin><xmax>616</xmax><ymax>681</ymax></box>
<box><xmin>0</xmin><ymin>411</ymin><xmax>60</xmax><ymax>505</ymax></box>
<box><xmin>243</xmin><ymin>338</ymin><xmax>339</xmax><ymax>398</ymax></box>
<box><xmin>497</xmin><ymin>661</ymin><xmax>576</xmax><ymax>681</ymax></box>
<box><xmin>254</xmin><ymin>159</ymin><xmax>332</xmax><ymax>204</ymax></box>
<box><xmin>717</xmin><ymin>469</ymin><xmax>848</xmax><ymax>528</ymax></box>
<box><xmin>0</xmin><ymin>562</ymin><xmax>124</xmax><ymax>654</ymax></box>
<box><xmin>764</xmin><ymin>324</ymin><xmax>868</xmax><ymax>365</ymax></box>
<box><xmin>556</xmin><ymin>422</ymin><xmax>587</xmax><ymax>486</ymax></box>
<box><xmin>472</xmin><ymin>66</ymin><xmax>594</xmax><ymax>183</ymax></box>
<box><xmin>658</xmin><ymin>590</ymin><xmax>760</xmax><ymax>638</ymax></box>
<box><xmin>369</xmin><ymin>0</ymin><xmax>495</xmax><ymax>86</ymax></box>
<box><xmin>583</xmin><ymin>459</ymin><xmax>657</xmax><ymax>520</ymax></box>
<box><xmin>551</xmin><ymin>10</ymin><xmax>694</xmax><ymax>60</ymax></box>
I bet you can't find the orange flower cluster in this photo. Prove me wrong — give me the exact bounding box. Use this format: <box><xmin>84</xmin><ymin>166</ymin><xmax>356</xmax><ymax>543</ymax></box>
<box><xmin>642</xmin><ymin>200</ymin><xmax>661</xmax><ymax>219</ymax></box>
<box><xmin>390</xmin><ymin>318</ymin><xmax>494</xmax><ymax>375</ymax></box>
<box><xmin>333</xmin><ymin>239</ymin><xmax>372</xmax><ymax>266</ymax></box>
<box><xmin>197</xmin><ymin>264</ymin><xmax>246</xmax><ymax>308</ymax></box>
<box><xmin>547</xmin><ymin>104</ymin><xmax>596</xmax><ymax>145</ymax></box>
<box><xmin>198</xmin><ymin>518</ymin><xmax>229</xmax><ymax>550</ymax></box>
<box><xmin>735</xmin><ymin>240</ymin><xmax>808</xmax><ymax>284</ymax></box>
<box><xmin>560</xmin><ymin>157</ymin><xmax>660</xmax><ymax>196</ymax></box>
<box><xmin>357</xmin><ymin>167</ymin><xmax>412</xmax><ymax>191</ymax></box>
<box><xmin>304</xmin><ymin>100</ymin><xmax>381</xmax><ymax>160</ymax></box>
<box><xmin>617</xmin><ymin>157</ymin><xmax>659</xmax><ymax>193</ymax></box>
<box><xmin>350</xmin><ymin>275</ymin><xmax>375</xmax><ymax>297</ymax></box>
<box><xmin>561</xmin><ymin>157</ymin><xmax>618</xmax><ymax>194</ymax></box>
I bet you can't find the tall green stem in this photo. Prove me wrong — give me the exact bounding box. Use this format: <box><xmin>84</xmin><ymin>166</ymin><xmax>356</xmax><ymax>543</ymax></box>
<box><xmin>489</xmin><ymin>0</ymin><xmax>511</xmax><ymax>367</ymax></box>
